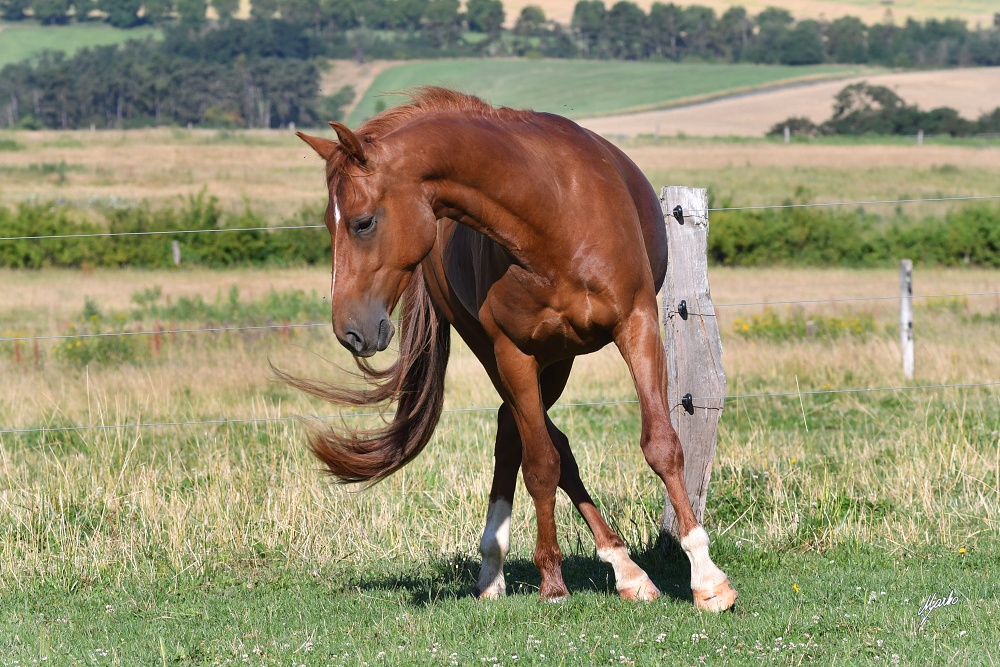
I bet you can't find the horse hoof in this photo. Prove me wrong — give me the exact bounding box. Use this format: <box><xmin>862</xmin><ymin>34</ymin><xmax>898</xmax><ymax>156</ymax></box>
<box><xmin>473</xmin><ymin>583</ymin><xmax>506</xmax><ymax>600</ymax></box>
<box><xmin>619</xmin><ymin>579</ymin><xmax>661</xmax><ymax>601</ymax></box>
<box><xmin>693</xmin><ymin>580</ymin><xmax>738</xmax><ymax>612</ymax></box>
<box><xmin>539</xmin><ymin>583</ymin><xmax>571</xmax><ymax>602</ymax></box>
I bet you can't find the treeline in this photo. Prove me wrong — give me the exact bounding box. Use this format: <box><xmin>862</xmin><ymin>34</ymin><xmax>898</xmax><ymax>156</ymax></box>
<box><xmin>2</xmin><ymin>195</ymin><xmax>998</xmax><ymax>269</ymax></box>
<box><xmin>3</xmin><ymin>0</ymin><xmax>1000</xmax><ymax>65</ymax></box>
<box><xmin>3</xmin><ymin>4</ymin><xmax>1000</xmax><ymax>129</ymax></box>
<box><xmin>770</xmin><ymin>82</ymin><xmax>1000</xmax><ymax>137</ymax></box>
<box><xmin>0</xmin><ymin>22</ymin><xmax>325</xmax><ymax>129</ymax></box>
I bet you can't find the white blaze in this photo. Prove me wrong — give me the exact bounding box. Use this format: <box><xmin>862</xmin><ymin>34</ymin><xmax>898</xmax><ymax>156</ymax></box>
<box><xmin>331</xmin><ymin>197</ymin><xmax>341</xmax><ymax>301</ymax></box>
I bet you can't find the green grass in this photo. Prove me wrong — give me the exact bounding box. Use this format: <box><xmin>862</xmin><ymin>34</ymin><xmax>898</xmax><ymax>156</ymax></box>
<box><xmin>348</xmin><ymin>60</ymin><xmax>871</xmax><ymax>126</ymax></box>
<box><xmin>0</xmin><ymin>21</ymin><xmax>161</xmax><ymax>68</ymax></box>
<box><xmin>0</xmin><ymin>269</ymin><xmax>997</xmax><ymax>663</ymax></box>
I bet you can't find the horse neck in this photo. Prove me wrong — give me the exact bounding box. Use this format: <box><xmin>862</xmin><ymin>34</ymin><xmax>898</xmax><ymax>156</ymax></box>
<box><xmin>396</xmin><ymin>117</ymin><xmax>557</xmax><ymax>264</ymax></box>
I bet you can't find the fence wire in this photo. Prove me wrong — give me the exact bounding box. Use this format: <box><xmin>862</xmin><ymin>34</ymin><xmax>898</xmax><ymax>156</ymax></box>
<box><xmin>3</xmin><ymin>289</ymin><xmax>997</xmax><ymax>345</ymax></box>
<box><xmin>2</xmin><ymin>380</ymin><xmax>997</xmax><ymax>437</ymax></box>
<box><xmin>1</xmin><ymin>194</ymin><xmax>999</xmax><ymax>243</ymax></box>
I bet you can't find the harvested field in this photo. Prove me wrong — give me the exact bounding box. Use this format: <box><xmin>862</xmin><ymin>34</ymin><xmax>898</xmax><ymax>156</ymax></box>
<box><xmin>503</xmin><ymin>0</ymin><xmax>996</xmax><ymax>29</ymax></box>
<box><xmin>580</xmin><ymin>67</ymin><xmax>1000</xmax><ymax>137</ymax></box>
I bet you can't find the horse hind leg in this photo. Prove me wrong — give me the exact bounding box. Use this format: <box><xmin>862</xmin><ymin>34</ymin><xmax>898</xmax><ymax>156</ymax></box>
<box><xmin>615</xmin><ymin>305</ymin><xmax>737</xmax><ymax>612</ymax></box>
<box><xmin>473</xmin><ymin>404</ymin><xmax>520</xmax><ymax>599</ymax></box>
<box><xmin>547</xmin><ymin>419</ymin><xmax>661</xmax><ymax>601</ymax></box>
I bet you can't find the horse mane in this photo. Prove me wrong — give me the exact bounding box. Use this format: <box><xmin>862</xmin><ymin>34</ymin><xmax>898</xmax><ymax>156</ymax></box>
<box><xmin>273</xmin><ymin>266</ymin><xmax>450</xmax><ymax>485</ymax></box>
<box><xmin>326</xmin><ymin>86</ymin><xmax>525</xmax><ymax>180</ymax></box>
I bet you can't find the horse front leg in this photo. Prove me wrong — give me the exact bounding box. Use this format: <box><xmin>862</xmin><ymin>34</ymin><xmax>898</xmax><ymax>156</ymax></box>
<box><xmin>615</xmin><ymin>305</ymin><xmax>738</xmax><ymax>612</ymax></box>
<box><xmin>491</xmin><ymin>341</ymin><xmax>569</xmax><ymax>601</ymax></box>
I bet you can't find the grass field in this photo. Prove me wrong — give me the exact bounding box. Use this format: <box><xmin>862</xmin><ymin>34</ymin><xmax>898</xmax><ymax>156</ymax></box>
<box><xmin>0</xmin><ymin>21</ymin><xmax>161</xmax><ymax>68</ymax></box>
<box><xmin>346</xmin><ymin>61</ymin><xmax>869</xmax><ymax>126</ymax></box>
<box><xmin>5</xmin><ymin>127</ymin><xmax>998</xmax><ymax>221</ymax></box>
<box><xmin>0</xmin><ymin>266</ymin><xmax>997</xmax><ymax>663</ymax></box>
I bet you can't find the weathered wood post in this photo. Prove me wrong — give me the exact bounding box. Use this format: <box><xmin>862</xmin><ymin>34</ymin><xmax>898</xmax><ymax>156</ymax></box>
<box><xmin>659</xmin><ymin>186</ymin><xmax>726</xmax><ymax>538</ymax></box>
<box><xmin>899</xmin><ymin>259</ymin><xmax>914</xmax><ymax>379</ymax></box>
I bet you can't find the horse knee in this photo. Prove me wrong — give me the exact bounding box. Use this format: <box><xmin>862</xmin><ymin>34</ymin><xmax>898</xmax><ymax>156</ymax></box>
<box><xmin>640</xmin><ymin>424</ymin><xmax>685</xmax><ymax>479</ymax></box>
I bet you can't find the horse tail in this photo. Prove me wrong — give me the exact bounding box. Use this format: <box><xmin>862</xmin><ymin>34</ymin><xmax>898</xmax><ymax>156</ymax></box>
<box><xmin>273</xmin><ymin>265</ymin><xmax>450</xmax><ymax>485</ymax></box>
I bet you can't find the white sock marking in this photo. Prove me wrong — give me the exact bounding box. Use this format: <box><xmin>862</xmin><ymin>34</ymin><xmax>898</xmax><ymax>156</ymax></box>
<box><xmin>476</xmin><ymin>499</ymin><xmax>512</xmax><ymax>597</ymax></box>
<box><xmin>681</xmin><ymin>526</ymin><xmax>727</xmax><ymax>594</ymax></box>
<box><xmin>597</xmin><ymin>546</ymin><xmax>656</xmax><ymax>597</ymax></box>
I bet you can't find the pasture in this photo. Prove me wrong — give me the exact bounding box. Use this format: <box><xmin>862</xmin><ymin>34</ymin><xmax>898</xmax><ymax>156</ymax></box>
<box><xmin>1</xmin><ymin>117</ymin><xmax>999</xmax><ymax>662</ymax></box>
<box><xmin>3</xmin><ymin>128</ymin><xmax>999</xmax><ymax>220</ymax></box>
<box><xmin>0</xmin><ymin>266</ymin><xmax>997</xmax><ymax>663</ymax></box>
<box><xmin>0</xmin><ymin>21</ymin><xmax>161</xmax><ymax>68</ymax></box>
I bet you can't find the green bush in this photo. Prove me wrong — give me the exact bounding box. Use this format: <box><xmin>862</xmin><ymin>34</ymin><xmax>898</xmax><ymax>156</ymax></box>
<box><xmin>709</xmin><ymin>203</ymin><xmax>1000</xmax><ymax>268</ymax></box>
<box><xmin>0</xmin><ymin>193</ymin><xmax>330</xmax><ymax>269</ymax></box>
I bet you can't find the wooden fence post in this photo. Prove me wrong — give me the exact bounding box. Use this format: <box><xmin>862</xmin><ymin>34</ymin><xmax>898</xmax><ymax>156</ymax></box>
<box><xmin>659</xmin><ymin>186</ymin><xmax>726</xmax><ymax>539</ymax></box>
<box><xmin>899</xmin><ymin>259</ymin><xmax>914</xmax><ymax>379</ymax></box>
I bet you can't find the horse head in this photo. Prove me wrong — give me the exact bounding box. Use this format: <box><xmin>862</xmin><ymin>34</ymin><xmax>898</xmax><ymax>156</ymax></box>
<box><xmin>298</xmin><ymin>122</ymin><xmax>438</xmax><ymax>358</ymax></box>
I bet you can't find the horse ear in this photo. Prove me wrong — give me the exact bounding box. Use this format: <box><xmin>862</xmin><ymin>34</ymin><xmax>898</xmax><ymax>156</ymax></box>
<box><xmin>296</xmin><ymin>132</ymin><xmax>338</xmax><ymax>161</ymax></box>
<box><xmin>329</xmin><ymin>121</ymin><xmax>367</xmax><ymax>166</ymax></box>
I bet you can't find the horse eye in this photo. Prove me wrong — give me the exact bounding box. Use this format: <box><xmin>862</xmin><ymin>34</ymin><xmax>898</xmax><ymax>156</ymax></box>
<box><xmin>355</xmin><ymin>215</ymin><xmax>376</xmax><ymax>234</ymax></box>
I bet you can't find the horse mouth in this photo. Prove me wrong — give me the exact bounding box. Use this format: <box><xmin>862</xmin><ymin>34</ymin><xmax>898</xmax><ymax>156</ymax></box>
<box><xmin>376</xmin><ymin>318</ymin><xmax>395</xmax><ymax>352</ymax></box>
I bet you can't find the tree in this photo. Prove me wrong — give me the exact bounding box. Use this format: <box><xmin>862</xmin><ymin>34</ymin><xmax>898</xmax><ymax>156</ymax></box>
<box><xmin>572</xmin><ymin>0</ymin><xmax>606</xmax><ymax>55</ymax></box>
<box><xmin>281</xmin><ymin>0</ymin><xmax>320</xmax><ymax>27</ymax></box>
<box><xmin>646</xmin><ymin>2</ymin><xmax>682</xmax><ymax>59</ymax></box>
<box><xmin>747</xmin><ymin>6</ymin><xmax>793</xmax><ymax>63</ymax></box>
<box><xmin>32</xmin><ymin>0</ymin><xmax>72</xmax><ymax>24</ymax></box>
<box><xmin>176</xmin><ymin>0</ymin><xmax>207</xmax><ymax>24</ymax></box>
<box><xmin>605</xmin><ymin>1</ymin><xmax>645</xmax><ymax>60</ymax></box>
<box><xmin>319</xmin><ymin>0</ymin><xmax>360</xmax><ymax>30</ymax></box>
<box><xmin>466</xmin><ymin>0</ymin><xmax>503</xmax><ymax>35</ymax></box>
<box><xmin>0</xmin><ymin>0</ymin><xmax>30</xmax><ymax>20</ymax></box>
<box><xmin>780</xmin><ymin>18</ymin><xmax>824</xmax><ymax>65</ymax></box>
<box><xmin>144</xmin><ymin>0</ymin><xmax>174</xmax><ymax>23</ymax></box>
<box><xmin>250</xmin><ymin>0</ymin><xmax>278</xmax><ymax>20</ymax></box>
<box><xmin>212</xmin><ymin>0</ymin><xmax>239</xmax><ymax>22</ymax></box>
<box><xmin>718</xmin><ymin>6</ymin><xmax>750</xmax><ymax>60</ymax></box>
<box><xmin>679</xmin><ymin>4</ymin><xmax>717</xmax><ymax>58</ymax></box>
<box><xmin>424</xmin><ymin>0</ymin><xmax>461</xmax><ymax>46</ymax></box>
<box><xmin>99</xmin><ymin>0</ymin><xmax>143</xmax><ymax>27</ymax></box>
<box><xmin>513</xmin><ymin>5</ymin><xmax>545</xmax><ymax>36</ymax></box>
<box><xmin>826</xmin><ymin>16</ymin><xmax>867</xmax><ymax>63</ymax></box>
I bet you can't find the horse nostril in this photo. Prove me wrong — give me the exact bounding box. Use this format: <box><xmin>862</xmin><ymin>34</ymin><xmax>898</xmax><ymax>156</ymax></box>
<box><xmin>344</xmin><ymin>328</ymin><xmax>365</xmax><ymax>354</ymax></box>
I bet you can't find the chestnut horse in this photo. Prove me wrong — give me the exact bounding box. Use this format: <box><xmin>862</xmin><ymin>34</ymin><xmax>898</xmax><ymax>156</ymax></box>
<box><xmin>284</xmin><ymin>87</ymin><xmax>736</xmax><ymax>610</ymax></box>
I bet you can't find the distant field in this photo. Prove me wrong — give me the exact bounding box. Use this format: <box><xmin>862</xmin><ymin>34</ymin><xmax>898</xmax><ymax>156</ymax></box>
<box><xmin>347</xmin><ymin>60</ymin><xmax>867</xmax><ymax>126</ymax></box>
<box><xmin>0</xmin><ymin>21</ymin><xmax>160</xmax><ymax>68</ymax></box>
<box><xmin>580</xmin><ymin>67</ymin><xmax>1000</xmax><ymax>138</ymax></box>
<box><xmin>2</xmin><ymin>128</ymin><xmax>999</xmax><ymax>217</ymax></box>
<box><xmin>501</xmin><ymin>0</ymin><xmax>997</xmax><ymax>29</ymax></box>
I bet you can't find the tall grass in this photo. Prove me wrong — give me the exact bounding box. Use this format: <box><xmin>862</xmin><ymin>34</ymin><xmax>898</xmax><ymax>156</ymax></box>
<box><xmin>0</xmin><ymin>267</ymin><xmax>997</xmax><ymax>663</ymax></box>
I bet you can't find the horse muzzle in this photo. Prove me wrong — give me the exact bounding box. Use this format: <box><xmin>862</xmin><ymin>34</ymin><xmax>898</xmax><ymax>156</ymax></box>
<box><xmin>338</xmin><ymin>313</ymin><xmax>395</xmax><ymax>358</ymax></box>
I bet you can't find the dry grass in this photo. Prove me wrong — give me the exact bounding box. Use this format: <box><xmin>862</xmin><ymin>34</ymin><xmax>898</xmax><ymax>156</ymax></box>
<box><xmin>0</xmin><ymin>129</ymin><xmax>326</xmax><ymax>218</ymax></box>
<box><xmin>1</xmin><ymin>267</ymin><xmax>997</xmax><ymax>585</ymax></box>
<box><xmin>3</xmin><ymin>126</ymin><xmax>999</xmax><ymax>217</ymax></box>
<box><xmin>580</xmin><ymin>67</ymin><xmax>1000</xmax><ymax>137</ymax></box>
